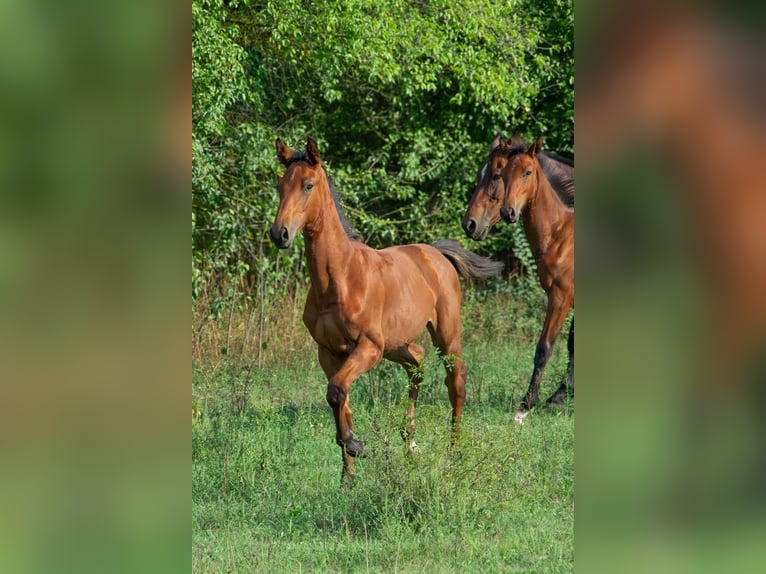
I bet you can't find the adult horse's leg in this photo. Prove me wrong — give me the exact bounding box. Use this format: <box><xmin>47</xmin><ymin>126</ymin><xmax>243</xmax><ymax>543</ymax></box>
<box><xmin>515</xmin><ymin>290</ymin><xmax>571</xmax><ymax>423</ymax></box>
<box><xmin>320</xmin><ymin>336</ymin><xmax>383</xmax><ymax>486</ymax></box>
<box><xmin>545</xmin><ymin>317</ymin><xmax>574</xmax><ymax>406</ymax></box>
<box><xmin>388</xmin><ymin>343</ymin><xmax>426</xmax><ymax>451</ymax></box>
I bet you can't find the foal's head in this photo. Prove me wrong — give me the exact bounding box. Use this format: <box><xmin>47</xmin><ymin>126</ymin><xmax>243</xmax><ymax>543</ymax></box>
<box><xmin>499</xmin><ymin>137</ymin><xmax>543</xmax><ymax>224</ymax></box>
<box><xmin>462</xmin><ymin>133</ymin><xmax>524</xmax><ymax>241</ymax></box>
<box><xmin>270</xmin><ymin>137</ymin><xmax>328</xmax><ymax>249</ymax></box>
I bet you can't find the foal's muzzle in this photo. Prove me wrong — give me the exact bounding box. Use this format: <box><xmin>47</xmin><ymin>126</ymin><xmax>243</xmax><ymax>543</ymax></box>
<box><xmin>269</xmin><ymin>224</ymin><xmax>292</xmax><ymax>249</ymax></box>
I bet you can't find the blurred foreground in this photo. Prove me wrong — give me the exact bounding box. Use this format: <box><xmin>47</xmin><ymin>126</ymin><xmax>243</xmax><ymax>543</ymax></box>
<box><xmin>577</xmin><ymin>1</ymin><xmax>766</xmax><ymax>572</ymax></box>
<box><xmin>0</xmin><ymin>2</ymin><xmax>189</xmax><ymax>573</ymax></box>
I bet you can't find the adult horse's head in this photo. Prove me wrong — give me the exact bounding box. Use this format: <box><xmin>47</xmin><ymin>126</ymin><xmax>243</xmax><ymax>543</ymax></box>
<box><xmin>270</xmin><ymin>137</ymin><xmax>326</xmax><ymax>249</ymax></box>
<box><xmin>462</xmin><ymin>133</ymin><xmax>523</xmax><ymax>241</ymax></box>
<box><xmin>499</xmin><ymin>137</ymin><xmax>543</xmax><ymax>224</ymax></box>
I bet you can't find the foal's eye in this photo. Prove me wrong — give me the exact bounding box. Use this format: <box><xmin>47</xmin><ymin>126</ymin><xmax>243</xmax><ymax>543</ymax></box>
<box><xmin>305</xmin><ymin>183</ymin><xmax>314</xmax><ymax>191</ymax></box>
<box><xmin>492</xmin><ymin>173</ymin><xmax>501</xmax><ymax>181</ymax></box>
<box><xmin>524</xmin><ymin>169</ymin><xmax>532</xmax><ymax>177</ymax></box>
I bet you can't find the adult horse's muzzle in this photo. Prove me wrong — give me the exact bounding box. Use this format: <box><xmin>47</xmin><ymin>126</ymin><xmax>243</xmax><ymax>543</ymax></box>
<box><xmin>269</xmin><ymin>223</ymin><xmax>293</xmax><ymax>249</ymax></box>
<box><xmin>500</xmin><ymin>206</ymin><xmax>518</xmax><ymax>224</ymax></box>
<box><xmin>462</xmin><ymin>215</ymin><xmax>489</xmax><ymax>241</ymax></box>
<box><xmin>462</xmin><ymin>216</ymin><xmax>477</xmax><ymax>238</ymax></box>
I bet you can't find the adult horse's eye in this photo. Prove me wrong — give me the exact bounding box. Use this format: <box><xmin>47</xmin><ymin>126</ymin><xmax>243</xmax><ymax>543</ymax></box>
<box><xmin>305</xmin><ymin>183</ymin><xmax>314</xmax><ymax>191</ymax></box>
<box><xmin>524</xmin><ymin>169</ymin><xmax>532</xmax><ymax>177</ymax></box>
<box><xmin>492</xmin><ymin>173</ymin><xmax>501</xmax><ymax>181</ymax></box>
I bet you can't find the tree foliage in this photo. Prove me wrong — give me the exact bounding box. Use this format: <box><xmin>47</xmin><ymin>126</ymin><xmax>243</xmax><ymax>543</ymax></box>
<box><xmin>192</xmin><ymin>0</ymin><xmax>573</xmax><ymax>307</ymax></box>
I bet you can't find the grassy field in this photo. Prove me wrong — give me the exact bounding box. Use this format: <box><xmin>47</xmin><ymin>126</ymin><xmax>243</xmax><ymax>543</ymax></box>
<box><xmin>192</xmin><ymin>290</ymin><xmax>574</xmax><ymax>573</ymax></box>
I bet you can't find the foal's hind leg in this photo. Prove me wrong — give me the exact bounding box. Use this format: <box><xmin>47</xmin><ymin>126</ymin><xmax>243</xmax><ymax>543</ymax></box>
<box><xmin>427</xmin><ymin>322</ymin><xmax>467</xmax><ymax>434</ymax></box>
<box><xmin>546</xmin><ymin>317</ymin><xmax>574</xmax><ymax>406</ymax></box>
<box><xmin>387</xmin><ymin>343</ymin><xmax>426</xmax><ymax>451</ymax></box>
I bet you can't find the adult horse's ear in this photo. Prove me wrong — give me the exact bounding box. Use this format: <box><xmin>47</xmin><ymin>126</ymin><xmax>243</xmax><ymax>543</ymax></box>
<box><xmin>527</xmin><ymin>136</ymin><xmax>543</xmax><ymax>158</ymax></box>
<box><xmin>306</xmin><ymin>137</ymin><xmax>322</xmax><ymax>166</ymax></box>
<box><xmin>509</xmin><ymin>132</ymin><xmax>524</xmax><ymax>148</ymax></box>
<box><xmin>276</xmin><ymin>139</ymin><xmax>292</xmax><ymax>166</ymax></box>
<box><xmin>490</xmin><ymin>133</ymin><xmax>506</xmax><ymax>151</ymax></box>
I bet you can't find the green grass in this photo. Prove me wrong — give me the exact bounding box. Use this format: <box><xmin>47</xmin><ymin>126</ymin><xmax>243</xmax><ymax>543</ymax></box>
<box><xmin>193</xmin><ymin>293</ymin><xmax>574</xmax><ymax>573</ymax></box>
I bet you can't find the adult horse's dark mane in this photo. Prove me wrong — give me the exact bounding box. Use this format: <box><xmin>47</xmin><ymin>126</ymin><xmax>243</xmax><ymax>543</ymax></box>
<box><xmin>283</xmin><ymin>148</ymin><xmax>362</xmax><ymax>241</ymax></box>
<box><xmin>542</xmin><ymin>150</ymin><xmax>574</xmax><ymax>166</ymax></box>
<box><xmin>496</xmin><ymin>143</ymin><xmax>575</xmax><ymax>208</ymax></box>
<box><xmin>539</xmin><ymin>152</ymin><xmax>575</xmax><ymax>207</ymax></box>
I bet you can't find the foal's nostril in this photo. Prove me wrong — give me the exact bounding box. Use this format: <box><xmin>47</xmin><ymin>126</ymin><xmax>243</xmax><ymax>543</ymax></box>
<box><xmin>463</xmin><ymin>218</ymin><xmax>477</xmax><ymax>237</ymax></box>
<box><xmin>280</xmin><ymin>226</ymin><xmax>289</xmax><ymax>243</ymax></box>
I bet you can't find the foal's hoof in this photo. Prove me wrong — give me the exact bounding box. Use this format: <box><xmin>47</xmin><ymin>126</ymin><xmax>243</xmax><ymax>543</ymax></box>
<box><xmin>340</xmin><ymin>474</ymin><xmax>356</xmax><ymax>492</ymax></box>
<box><xmin>346</xmin><ymin>437</ymin><xmax>368</xmax><ymax>457</ymax></box>
<box><xmin>512</xmin><ymin>410</ymin><xmax>530</xmax><ymax>425</ymax></box>
<box><xmin>338</xmin><ymin>434</ymin><xmax>369</xmax><ymax>458</ymax></box>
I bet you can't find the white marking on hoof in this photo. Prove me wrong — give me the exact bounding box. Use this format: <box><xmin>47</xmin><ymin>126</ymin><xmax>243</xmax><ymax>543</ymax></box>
<box><xmin>409</xmin><ymin>440</ymin><xmax>421</xmax><ymax>453</ymax></box>
<box><xmin>512</xmin><ymin>411</ymin><xmax>530</xmax><ymax>425</ymax></box>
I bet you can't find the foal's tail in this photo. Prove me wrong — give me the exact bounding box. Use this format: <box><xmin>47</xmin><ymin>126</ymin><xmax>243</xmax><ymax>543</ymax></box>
<box><xmin>432</xmin><ymin>240</ymin><xmax>504</xmax><ymax>280</ymax></box>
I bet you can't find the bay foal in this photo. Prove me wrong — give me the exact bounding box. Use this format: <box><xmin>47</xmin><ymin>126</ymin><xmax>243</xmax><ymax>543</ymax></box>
<box><xmin>271</xmin><ymin>138</ymin><xmax>502</xmax><ymax>485</ymax></box>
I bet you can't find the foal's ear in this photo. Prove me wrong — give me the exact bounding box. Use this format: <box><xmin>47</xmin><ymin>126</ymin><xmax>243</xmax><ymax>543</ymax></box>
<box><xmin>527</xmin><ymin>136</ymin><xmax>543</xmax><ymax>158</ymax></box>
<box><xmin>490</xmin><ymin>133</ymin><xmax>506</xmax><ymax>151</ymax></box>
<box><xmin>509</xmin><ymin>132</ymin><xmax>524</xmax><ymax>148</ymax></box>
<box><xmin>276</xmin><ymin>139</ymin><xmax>292</xmax><ymax>166</ymax></box>
<box><xmin>306</xmin><ymin>137</ymin><xmax>322</xmax><ymax>166</ymax></box>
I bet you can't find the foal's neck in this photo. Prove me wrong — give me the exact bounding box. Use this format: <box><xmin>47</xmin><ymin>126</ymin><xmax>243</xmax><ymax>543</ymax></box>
<box><xmin>303</xmin><ymin>181</ymin><xmax>355</xmax><ymax>296</ymax></box>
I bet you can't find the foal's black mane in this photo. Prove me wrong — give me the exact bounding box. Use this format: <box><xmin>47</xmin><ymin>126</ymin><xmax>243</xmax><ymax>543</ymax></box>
<box><xmin>498</xmin><ymin>144</ymin><xmax>575</xmax><ymax>208</ymax></box>
<box><xmin>284</xmin><ymin>149</ymin><xmax>362</xmax><ymax>241</ymax></box>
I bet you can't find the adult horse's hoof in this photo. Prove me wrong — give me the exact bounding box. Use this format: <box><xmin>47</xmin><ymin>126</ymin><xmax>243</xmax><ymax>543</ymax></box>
<box><xmin>545</xmin><ymin>392</ymin><xmax>567</xmax><ymax>407</ymax></box>
<box><xmin>545</xmin><ymin>383</ymin><xmax>573</xmax><ymax>407</ymax></box>
<box><xmin>512</xmin><ymin>410</ymin><xmax>530</xmax><ymax>425</ymax></box>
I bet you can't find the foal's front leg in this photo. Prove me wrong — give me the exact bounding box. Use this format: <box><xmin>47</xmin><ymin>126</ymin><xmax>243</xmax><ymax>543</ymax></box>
<box><xmin>319</xmin><ymin>336</ymin><xmax>383</xmax><ymax>485</ymax></box>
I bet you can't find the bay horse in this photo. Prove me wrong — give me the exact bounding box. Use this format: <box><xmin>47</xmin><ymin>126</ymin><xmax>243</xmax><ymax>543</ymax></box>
<box><xmin>463</xmin><ymin>136</ymin><xmax>574</xmax><ymax>423</ymax></box>
<box><xmin>270</xmin><ymin>137</ymin><xmax>503</xmax><ymax>486</ymax></box>
<box><xmin>461</xmin><ymin>133</ymin><xmax>573</xmax><ymax>241</ymax></box>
